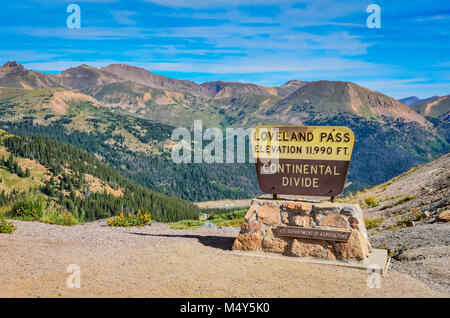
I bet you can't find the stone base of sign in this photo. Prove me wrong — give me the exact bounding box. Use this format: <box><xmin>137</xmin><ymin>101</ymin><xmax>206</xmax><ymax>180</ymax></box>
<box><xmin>232</xmin><ymin>198</ymin><xmax>373</xmax><ymax>262</ymax></box>
<box><xmin>230</xmin><ymin>248</ymin><xmax>390</xmax><ymax>276</ymax></box>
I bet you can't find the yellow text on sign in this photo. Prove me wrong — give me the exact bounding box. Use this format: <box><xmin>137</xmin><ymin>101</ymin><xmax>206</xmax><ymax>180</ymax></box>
<box><xmin>251</xmin><ymin>126</ymin><xmax>355</xmax><ymax>161</ymax></box>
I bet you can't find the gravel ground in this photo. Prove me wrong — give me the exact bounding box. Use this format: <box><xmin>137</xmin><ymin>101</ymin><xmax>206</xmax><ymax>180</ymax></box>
<box><xmin>370</xmin><ymin>222</ymin><xmax>450</xmax><ymax>294</ymax></box>
<box><xmin>0</xmin><ymin>219</ymin><xmax>447</xmax><ymax>298</ymax></box>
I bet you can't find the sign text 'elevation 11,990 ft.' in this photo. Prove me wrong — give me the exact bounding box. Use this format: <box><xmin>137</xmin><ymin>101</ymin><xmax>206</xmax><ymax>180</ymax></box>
<box><xmin>251</xmin><ymin>126</ymin><xmax>355</xmax><ymax>197</ymax></box>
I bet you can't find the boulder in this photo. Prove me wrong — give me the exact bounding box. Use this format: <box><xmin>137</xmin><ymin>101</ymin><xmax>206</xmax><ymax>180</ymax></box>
<box><xmin>348</xmin><ymin>216</ymin><xmax>360</xmax><ymax>229</ymax></box>
<box><xmin>291</xmin><ymin>215</ymin><xmax>313</xmax><ymax>227</ymax></box>
<box><xmin>241</xmin><ymin>220</ymin><xmax>262</xmax><ymax>233</ymax></box>
<box><xmin>318</xmin><ymin>212</ymin><xmax>349</xmax><ymax>228</ymax></box>
<box><xmin>334</xmin><ymin>229</ymin><xmax>366</xmax><ymax>260</ymax></box>
<box><xmin>232</xmin><ymin>233</ymin><xmax>261</xmax><ymax>251</ymax></box>
<box><xmin>290</xmin><ymin>238</ymin><xmax>327</xmax><ymax>258</ymax></box>
<box><xmin>312</xmin><ymin>202</ymin><xmax>341</xmax><ymax>214</ymax></box>
<box><xmin>257</xmin><ymin>205</ymin><xmax>280</xmax><ymax>225</ymax></box>
<box><xmin>283</xmin><ymin>201</ymin><xmax>312</xmax><ymax>213</ymax></box>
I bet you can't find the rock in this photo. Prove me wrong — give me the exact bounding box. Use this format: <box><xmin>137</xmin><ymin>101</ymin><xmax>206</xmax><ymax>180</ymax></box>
<box><xmin>221</xmin><ymin>226</ymin><xmax>237</xmax><ymax>230</ymax></box>
<box><xmin>340</xmin><ymin>205</ymin><xmax>358</xmax><ymax>217</ymax></box>
<box><xmin>291</xmin><ymin>215</ymin><xmax>313</xmax><ymax>227</ymax></box>
<box><xmin>318</xmin><ymin>213</ymin><xmax>349</xmax><ymax>228</ymax></box>
<box><xmin>244</xmin><ymin>205</ymin><xmax>257</xmax><ymax>220</ymax></box>
<box><xmin>313</xmin><ymin>213</ymin><xmax>325</xmax><ymax>223</ymax></box>
<box><xmin>348</xmin><ymin>217</ymin><xmax>360</xmax><ymax>229</ymax></box>
<box><xmin>257</xmin><ymin>206</ymin><xmax>280</xmax><ymax>225</ymax></box>
<box><xmin>334</xmin><ymin>229</ymin><xmax>366</xmax><ymax>260</ymax></box>
<box><xmin>261</xmin><ymin>226</ymin><xmax>290</xmax><ymax>253</ymax></box>
<box><xmin>438</xmin><ymin>210</ymin><xmax>450</xmax><ymax>222</ymax></box>
<box><xmin>327</xmin><ymin>244</ymin><xmax>337</xmax><ymax>260</ymax></box>
<box><xmin>200</xmin><ymin>221</ymin><xmax>218</xmax><ymax>229</ymax></box>
<box><xmin>251</xmin><ymin>198</ymin><xmax>278</xmax><ymax>206</ymax></box>
<box><xmin>283</xmin><ymin>201</ymin><xmax>312</xmax><ymax>213</ymax></box>
<box><xmin>281</xmin><ymin>212</ymin><xmax>289</xmax><ymax>224</ymax></box>
<box><xmin>232</xmin><ymin>233</ymin><xmax>261</xmax><ymax>251</ymax></box>
<box><xmin>262</xmin><ymin>236</ymin><xmax>289</xmax><ymax>253</ymax></box>
<box><xmin>290</xmin><ymin>239</ymin><xmax>327</xmax><ymax>258</ymax></box>
<box><xmin>312</xmin><ymin>202</ymin><xmax>341</xmax><ymax>214</ymax></box>
<box><xmin>241</xmin><ymin>220</ymin><xmax>262</xmax><ymax>233</ymax></box>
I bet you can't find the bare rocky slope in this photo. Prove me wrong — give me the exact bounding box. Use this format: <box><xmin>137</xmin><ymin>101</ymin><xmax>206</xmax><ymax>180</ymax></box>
<box><xmin>263</xmin><ymin>80</ymin><xmax>429</xmax><ymax>126</ymax></box>
<box><xmin>412</xmin><ymin>95</ymin><xmax>450</xmax><ymax>120</ymax></box>
<box><xmin>343</xmin><ymin>153</ymin><xmax>450</xmax><ymax>294</ymax></box>
<box><xmin>102</xmin><ymin>63</ymin><xmax>305</xmax><ymax>98</ymax></box>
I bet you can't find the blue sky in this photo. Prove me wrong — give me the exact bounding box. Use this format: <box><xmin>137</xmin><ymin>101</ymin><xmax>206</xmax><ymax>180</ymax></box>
<box><xmin>0</xmin><ymin>0</ymin><xmax>449</xmax><ymax>99</ymax></box>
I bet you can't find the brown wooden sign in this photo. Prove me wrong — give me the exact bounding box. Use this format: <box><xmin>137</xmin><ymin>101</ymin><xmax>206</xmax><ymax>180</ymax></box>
<box><xmin>274</xmin><ymin>226</ymin><xmax>352</xmax><ymax>242</ymax></box>
<box><xmin>251</xmin><ymin>126</ymin><xmax>355</xmax><ymax>197</ymax></box>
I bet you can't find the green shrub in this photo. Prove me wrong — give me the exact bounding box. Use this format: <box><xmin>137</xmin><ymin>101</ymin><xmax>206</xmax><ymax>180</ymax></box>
<box><xmin>210</xmin><ymin>218</ymin><xmax>244</xmax><ymax>228</ymax></box>
<box><xmin>202</xmin><ymin>207</ymin><xmax>246</xmax><ymax>216</ymax></box>
<box><xmin>41</xmin><ymin>210</ymin><xmax>77</xmax><ymax>226</ymax></box>
<box><xmin>364</xmin><ymin>195</ymin><xmax>378</xmax><ymax>207</ymax></box>
<box><xmin>0</xmin><ymin>218</ymin><xmax>16</xmax><ymax>234</ymax></box>
<box><xmin>169</xmin><ymin>208</ymin><xmax>247</xmax><ymax>230</ymax></box>
<box><xmin>9</xmin><ymin>192</ymin><xmax>46</xmax><ymax>220</ymax></box>
<box><xmin>365</xmin><ymin>218</ymin><xmax>384</xmax><ymax>230</ymax></box>
<box><xmin>107</xmin><ymin>210</ymin><xmax>152</xmax><ymax>227</ymax></box>
<box><xmin>168</xmin><ymin>219</ymin><xmax>204</xmax><ymax>230</ymax></box>
<box><xmin>208</xmin><ymin>208</ymin><xmax>246</xmax><ymax>221</ymax></box>
<box><xmin>396</xmin><ymin>195</ymin><xmax>416</xmax><ymax>205</ymax></box>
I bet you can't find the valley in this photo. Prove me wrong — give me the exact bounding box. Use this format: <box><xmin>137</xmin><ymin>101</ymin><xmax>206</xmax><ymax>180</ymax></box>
<box><xmin>0</xmin><ymin>61</ymin><xmax>448</xmax><ymax>201</ymax></box>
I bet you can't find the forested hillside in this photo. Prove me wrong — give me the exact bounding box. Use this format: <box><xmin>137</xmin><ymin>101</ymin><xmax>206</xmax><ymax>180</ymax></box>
<box><xmin>0</xmin><ymin>131</ymin><xmax>200</xmax><ymax>222</ymax></box>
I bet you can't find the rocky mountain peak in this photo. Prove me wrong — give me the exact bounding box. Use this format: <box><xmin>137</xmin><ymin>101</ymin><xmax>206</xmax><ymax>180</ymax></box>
<box><xmin>3</xmin><ymin>61</ymin><xmax>23</xmax><ymax>69</ymax></box>
<box><xmin>0</xmin><ymin>61</ymin><xmax>25</xmax><ymax>81</ymax></box>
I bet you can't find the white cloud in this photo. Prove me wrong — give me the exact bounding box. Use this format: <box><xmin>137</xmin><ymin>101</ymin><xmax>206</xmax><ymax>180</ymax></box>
<box><xmin>23</xmin><ymin>56</ymin><xmax>377</xmax><ymax>75</ymax></box>
<box><xmin>0</xmin><ymin>50</ymin><xmax>61</xmax><ymax>62</ymax></box>
<box><xmin>13</xmin><ymin>27</ymin><xmax>148</xmax><ymax>40</ymax></box>
<box><xmin>111</xmin><ymin>10</ymin><xmax>138</xmax><ymax>25</ymax></box>
<box><xmin>22</xmin><ymin>60</ymin><xmax>115</xmax><ymax>71</ymax></box>
<box><xmin>143</xmin><ymin>0</ymin><xmax>288</xmax><ymax>9</ymax></box>
<box><xmin>357</xmin><ymin>78</ymin><xmax>450</xmax><ymax>99</ymax></box>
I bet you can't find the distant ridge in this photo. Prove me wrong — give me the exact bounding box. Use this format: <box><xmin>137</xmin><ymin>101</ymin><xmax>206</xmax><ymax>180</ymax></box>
<box><xmin>263</xmin><ymin>80</ymin><xmax>428</xmax><ymax>125</ymax></box>
<box><xmin>0</xmin><ymin>61</ymin><xmax>444</xmax><ymax>127</ymax></box>
<box><xmin>411</xmin><ymin>95</ymin><xmax>450</xmax><ymax>120</ymax></box>
<box><xmin>399</xmin><ymin>95</ymin><xmax>439</xmax><ymax>106</ymax></box>
<box><xmin>102</xmin><ymin>63</ymin><xmax>305</xmax><ymax>98</ymax></box>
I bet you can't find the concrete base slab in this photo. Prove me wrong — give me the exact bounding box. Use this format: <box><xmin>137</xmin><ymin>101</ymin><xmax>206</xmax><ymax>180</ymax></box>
<box><xmin>230</xmin><ymin>248</ymin><xmax>390</xmax><ymax>277</ymax></box>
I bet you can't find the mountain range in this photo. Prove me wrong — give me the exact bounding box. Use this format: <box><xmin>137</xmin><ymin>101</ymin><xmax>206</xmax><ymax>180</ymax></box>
<box><xmin>0</xmin><ymin>61</ymin><xmax>448</xmax><ymax>201</ymax></box>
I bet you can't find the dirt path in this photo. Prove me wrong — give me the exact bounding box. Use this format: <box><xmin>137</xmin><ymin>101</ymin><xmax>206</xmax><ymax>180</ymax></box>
<box><xmin>0</xmin><ymin>220</ymin><xmax>447</xmax><ymax>298</ymax></box>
